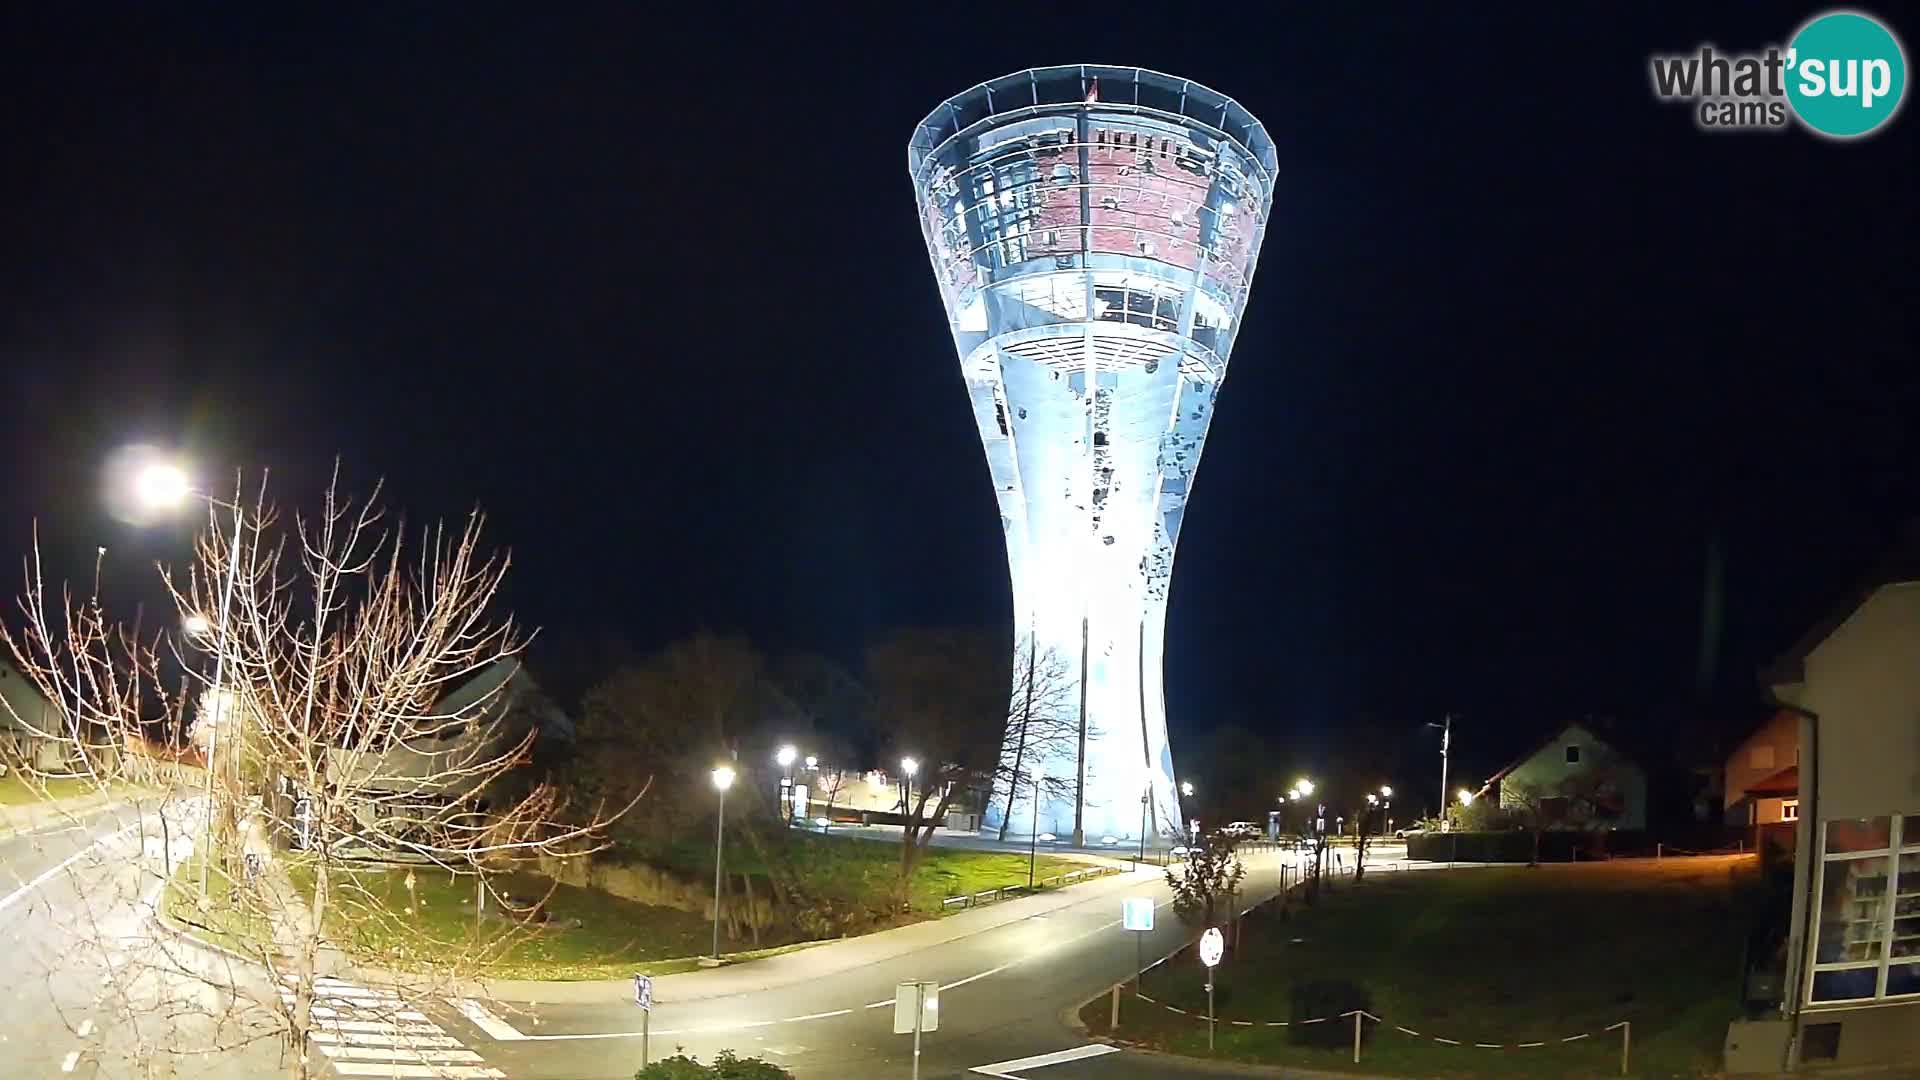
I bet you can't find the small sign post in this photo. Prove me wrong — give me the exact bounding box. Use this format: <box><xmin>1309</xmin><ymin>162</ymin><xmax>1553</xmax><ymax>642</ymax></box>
<box><xmin>1123</xmin><ymin>898</ymin><xmax>1154</xmax><ymax>988</ymax></box>
<box><xmin>1199</xmin><ymin>926</ymin><xmax>1224</xmax><ymax>1050</ymax></box>
<box><xmin>893</xmin><ymin>980</ymin><xmax>939</xmax><ymax>1080</ymax></box>
<box><xmin>633</xmin><ymin>974</ymin><xmax>653</xmax><ymax>1066</ymax></box>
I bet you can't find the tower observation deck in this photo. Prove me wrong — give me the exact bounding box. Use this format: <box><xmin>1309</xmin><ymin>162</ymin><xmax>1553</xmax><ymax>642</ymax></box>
<box><xmin>909</xmin><ymin>66</ymin><xmax>1276</xmax><ymax>846</ymax></box>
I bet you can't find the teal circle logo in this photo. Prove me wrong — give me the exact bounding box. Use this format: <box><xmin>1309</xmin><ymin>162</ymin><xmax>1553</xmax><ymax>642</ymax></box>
<box><xmin>1786</xmin><ymin>10</ymin><xmax>1907</xmax><ymax>138</ymax></box>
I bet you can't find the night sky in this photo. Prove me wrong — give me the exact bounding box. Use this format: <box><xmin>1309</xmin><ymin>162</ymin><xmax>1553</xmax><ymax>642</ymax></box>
<box><xmin>2</xmin><ymin>6</ymin><xmax>1914</xmax><ymax>785</ymax></box>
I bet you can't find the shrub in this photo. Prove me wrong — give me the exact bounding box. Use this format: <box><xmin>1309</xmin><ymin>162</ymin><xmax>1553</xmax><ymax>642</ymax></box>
<box><xmin>635</xmin><ymin>1050</ymin><xmax>795</xmax><ymax>1079</ymax></box>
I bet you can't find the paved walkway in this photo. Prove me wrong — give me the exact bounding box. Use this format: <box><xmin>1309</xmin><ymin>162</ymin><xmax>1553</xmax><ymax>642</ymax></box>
<box><xmin>0</xmin><ymin>784</ymin><xmax>141</xmax><ymax>838</ymax></box>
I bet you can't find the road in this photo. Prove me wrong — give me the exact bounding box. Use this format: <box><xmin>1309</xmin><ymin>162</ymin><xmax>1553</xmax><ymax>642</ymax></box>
<box><xmin>444</xmin><ymin>842</ymin><xmax>1415</xmax><ymax>1079</ymax></box>
<box><xmin>0</xmin><ymin>802</ymin><xmax>1416</xmax><ymax>1079</ymax></box>
<box><xmin>0</xmin><ymin>795</ymin><xmax>293</xmax><ymax>1079</ymax></box>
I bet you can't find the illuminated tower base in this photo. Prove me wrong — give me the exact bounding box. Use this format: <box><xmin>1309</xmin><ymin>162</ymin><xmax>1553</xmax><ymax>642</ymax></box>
<box><xmin>910</xmin><ymin>66</ymin><xmax>1275</xmax><ymax>845</ymax></box>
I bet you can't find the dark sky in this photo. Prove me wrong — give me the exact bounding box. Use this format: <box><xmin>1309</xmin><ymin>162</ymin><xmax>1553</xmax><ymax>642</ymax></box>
<box><xmin>1</xmin><ymin>5</ymin><xmax>1914</xmax><ymax>779</ymax></box>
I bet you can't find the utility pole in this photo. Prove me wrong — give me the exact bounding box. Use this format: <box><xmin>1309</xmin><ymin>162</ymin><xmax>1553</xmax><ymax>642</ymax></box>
<box><xmin>1429</xmin><ymin>714</ymin><xmax>1453</xmax><ymax>831</ymax></box>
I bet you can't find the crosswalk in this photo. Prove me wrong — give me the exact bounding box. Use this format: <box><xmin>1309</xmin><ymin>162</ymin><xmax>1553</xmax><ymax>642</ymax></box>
<box><xmin>280</xmin><ymin>975</ymin><xmax>505</xmax><ymax>1079</ymax></box>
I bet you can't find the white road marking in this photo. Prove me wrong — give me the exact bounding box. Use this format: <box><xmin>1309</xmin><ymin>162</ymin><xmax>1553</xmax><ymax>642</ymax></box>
<box><xmin>0</xmin><ymin>823</ymin><xmax>138</xmax><ymax>914</ymax></box>
<box><xmin>60</xmin><ymin>1049</ymin><xmax>81</xmax><ymax>1071</ymax></box>
<box><xmin>317</xmin><ymin>1044</ymin><xmax>486</xmax><ymax>1063</ymax></box>
<box><xmin>453</xmin><ymin>997</ymin><xmax>526</xmax><ymax>1040</ymax></box>
<box><xmin>308</xmin><ymin>1030</ymin><xmax>462</xmax><ymax>1048</ymax></box>
<box><xmin>970</xmin><ymin>1043</ymin><xmax>1121</xmax><ymax>1076</ymax></box>
<box><xmin>327</xmin><ymin>1065</ymin><xmax>502</xmax><ymax>1079</ymax></box>
<box><xmin>76</xmin><ymin>1019</ymin><xmax>93</xmax><ymax>1037</ymax></box>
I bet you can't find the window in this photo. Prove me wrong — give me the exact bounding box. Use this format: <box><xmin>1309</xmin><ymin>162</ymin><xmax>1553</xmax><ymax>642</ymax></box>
<box><xmin>1809</xmin><ymin>813</ymin><xmax>1920</xmax><ymax>1003</ymax></box>
<box><xmin>1783</xmin><ymin>799</ymin><xmax>1800</xmax><ymax>821</ymax></box>
<box><xmin>1565</xmin><ymin>745</ymin><xmax>1581</xmax><ymax>764</ymax></box>
<box><xmin>1751</xmin><ymin>745</ymin><xmax>1776</xmax><ymax>770</ymax></box>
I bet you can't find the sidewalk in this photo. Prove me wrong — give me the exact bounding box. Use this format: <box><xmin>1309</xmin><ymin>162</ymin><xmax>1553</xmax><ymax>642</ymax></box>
<box><xmin>0</xmin><ymin>785</ymin><xmax>139</xmax><ymax>838</ymax></box>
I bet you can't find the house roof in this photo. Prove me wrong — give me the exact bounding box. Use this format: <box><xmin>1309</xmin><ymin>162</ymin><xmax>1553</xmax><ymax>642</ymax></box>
<box><xmin>1746</xmin><ymin>765</ymin><xmax>1799</xmax><ymax>798</ymax></box>
<box><xmin>1484</xmin><ymin>721</ymin><xmax>1640</xmax><ymax>789</ymax></box>
<box><xmin>1762</xmin><ymin>522</ymin><xmax>1920</xmax><ymax>688</ymax></box>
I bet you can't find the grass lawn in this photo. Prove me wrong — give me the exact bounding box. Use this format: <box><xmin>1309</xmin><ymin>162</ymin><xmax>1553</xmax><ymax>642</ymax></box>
<box><xmin>168</xmin><ymin>833</ymin><xmax>1098</xmax><ymax>982</ymax></box>
<box><xmin>286</xmin><ymin>861</ymin><xmax>831</xmax><ymax>981</ymax></box>
<box><xmin>0</xmin><ymin>773</ymin><xmax>99</xmax><ymax>805</ymax></box>
<box><xmin>768</xmin><ymin>832</ymin><xmax>1090</xmax><ymax>915</ymax></box>
<box><xmin>161</xmin><ymin>849</ymin><xmax>274</xmax><ymax>961</ymax></box>
<box><xmin>1086</xmin><ymin>857</ymin><xmax>1759</xmax><ymax>1078</ymax></box>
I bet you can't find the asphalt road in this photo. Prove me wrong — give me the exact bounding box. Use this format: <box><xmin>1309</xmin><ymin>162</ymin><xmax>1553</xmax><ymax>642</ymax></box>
<box><xmin>447</xmin><ymin>844</ymin><xmax>1402</xmax><ymax>1079</ymax></box>
<box><xmin>0</xmin><ymin>802</ymin><xmax>1412</xmax><ymax>1080</ymax></box>
<box><xmin>0</xmin><ymin>796</ymin><xmax>293</xmax><ymax>1079</ymax></box>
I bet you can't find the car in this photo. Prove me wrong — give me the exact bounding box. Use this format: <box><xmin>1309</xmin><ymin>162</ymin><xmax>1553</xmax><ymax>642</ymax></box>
<box><xmin>1221</xmin><ymin>821</ymin><xmax>1262</xmax><ymax>839</ymax></box>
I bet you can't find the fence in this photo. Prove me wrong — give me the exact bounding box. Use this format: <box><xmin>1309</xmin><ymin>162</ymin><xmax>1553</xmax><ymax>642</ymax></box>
<box><xmin>1099</xmin><ymin>854</ymin><xmax>1638</xmax><ymax>1073</ymax></box>
<box><xmin>940</xmin><ymin>864</ymin><xmax>1124</xmax><ymax>912</ymax></box>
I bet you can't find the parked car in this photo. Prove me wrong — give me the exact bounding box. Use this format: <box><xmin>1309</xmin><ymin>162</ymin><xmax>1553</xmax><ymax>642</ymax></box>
<box><xmin>1222</xmin><ymin>821</ymin><xmax>1262</xmax><ymax>839</ymax></box>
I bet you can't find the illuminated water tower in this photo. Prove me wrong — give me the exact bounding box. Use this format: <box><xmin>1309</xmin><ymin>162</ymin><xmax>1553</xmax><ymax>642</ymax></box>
<box><xmin>908</xmin><ymin>66</ymin><xmax>1276</xmax><ymax>845</ymax></box>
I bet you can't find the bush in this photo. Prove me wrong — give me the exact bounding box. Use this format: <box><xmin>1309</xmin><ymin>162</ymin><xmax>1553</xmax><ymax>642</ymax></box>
<box><xmin>635</xmin><ymin>1050</ymin><xmax>794</xmax><ymax>1079</ymax></box>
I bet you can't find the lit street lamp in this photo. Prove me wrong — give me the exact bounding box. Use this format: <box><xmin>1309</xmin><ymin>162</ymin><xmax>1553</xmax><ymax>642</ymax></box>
<box><xmin>775</xmin><ymin>745</ymin><xmax>798</xmax><ymax>826</ymax></box>
<box><xmin>1380</xmin><ymin>785</ymin><xmax>1393</xmax><ymax>838</ymax></box>
<box><xmin>1294</xmin><ymin>778</ymin><xmax>1314</xmax><ymax>797</ymax></box>
<box><xmin>900</xmin><ymin>757</ymin><xmax>918</xmax><ymax>822</ymax></box>
<box><xmin>134</xmin><ymin>459</ymin><xmax>243</xmax><ymax>904</ymax></box>
<box><xmin>709</xmin><ymin>765</ymin><xmax>736</xmax><ymax>962</ymax></box>
<box><xmin>1180</xmin><ymin>780</ymin><xmax>1194</xmax><ymax>798</ymax></box>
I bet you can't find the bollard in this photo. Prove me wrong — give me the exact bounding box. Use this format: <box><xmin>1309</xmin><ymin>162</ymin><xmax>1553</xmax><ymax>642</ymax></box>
<box><xmin>1351</xmin><ymin>1010</ymin><xmax>1363</xmax><ymax>1063</ymax></box>
<box><xmin>1621</xmin><ymin>1020</ymin><xmax>1630</xmax><ymax>1075</ymax></box>
<box><xmin>1110</xmin><ymin>984</ymin><xmax>1121</xmax><ymax>1031</ymax></box>
<box><xmin>1656</xmin><ymin>842</ymin><xmax>1662</xmax><ymax>860</ymax></box>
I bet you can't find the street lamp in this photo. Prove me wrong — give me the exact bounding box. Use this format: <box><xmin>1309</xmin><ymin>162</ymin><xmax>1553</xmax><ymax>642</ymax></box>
<box><xmin>134</xmin><ymin>460</ymin><xmax>243</xmax><ymax>904</ymax></box>
<box><xmin>775</xmin><ymin>745</ymin><xmax>798</xmax><ymax>826</ymax></box>
<box><xmin>1180</xmin><ymin>780</ymin><xmax>1194</xmax><ymax>798</ymax></box>
<box><xmin>900</xmin><ymin>757</ymin><xmax>918</xmax><ymax>824</ymax></box>
<box><xmin>1380</xmin><ymin>785</ymin><xmax>1393</xmax><ymax>838</ymax></box>
<box><xmin>1136</xmin><ymin>765</ymin><xmax>1153</xmax><ymax>867</ymax></box>
<box><xmin>1294</xmin><ymin>778</ymin><xmax>1314</xmax><ymax>797</ymax></box>
<box><xmin>182</xmin><ymin>613</ymin><xmax>213</xmax><ymax>638</ymax></box>
<box><xmin>709</xmin><ymin>765</ymin><xmax>736</xmax><ymax>962</ymax></box>
<box><xmin>804</xmin><ymin>755</ymin><xmax>818</xmax><ymax>770</ymax></box>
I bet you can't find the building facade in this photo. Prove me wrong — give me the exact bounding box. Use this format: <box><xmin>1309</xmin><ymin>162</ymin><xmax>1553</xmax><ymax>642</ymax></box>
<box><xmin>1724</xmin><ymin>709</ymin><xmax>1801</xmax><ymax>827</ymax></box>
<box><xmin>1767</xmin><ymin>577</ymin><xmax>1920</xmax><ymax>1068</ymax></box>
<box><xmin>1483</xmin><ymin>722</ymin><xmax>1649</xmax><ymax>831</ymax></box>
<box><xmin>908</xmin><ymin>66</ymin><xmax>1276</xmax><ymax>845</ymax></box>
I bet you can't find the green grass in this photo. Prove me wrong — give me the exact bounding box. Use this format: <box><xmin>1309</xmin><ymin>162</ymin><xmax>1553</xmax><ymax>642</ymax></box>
<box><xmin>161</xmin><ymin>848</ymin><xmax>274</xmax><ymax>961</ymax></box>
<box><xmin>1087</xmin><ymin>858</ymin><xmax>1759</xmax><ymax>1078</ymax></box>
<box><xmin>284</xmin><ymin>837</ymin><xmax>1087</xmax><ymax>981</ymax></box>
<box><xmin>766</xmin><ymin>832</ymin><xmax>1088</xmax><ymax>915</ymax></box>
<box><xmin>284</xmin><ymin>860</ymin><xmax>836</xmax><ymax>981</ymax></box>
<box><xmin>0</xmin><ymin>773</ymin><xmax>99</xmax><ymax>805</ymax></box>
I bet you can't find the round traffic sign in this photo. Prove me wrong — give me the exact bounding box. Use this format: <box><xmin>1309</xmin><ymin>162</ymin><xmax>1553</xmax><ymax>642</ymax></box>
<box><xmin>1199</xmin><ymin>926</ymin><xmax>1224</xmax><ymax>967</ymax></box>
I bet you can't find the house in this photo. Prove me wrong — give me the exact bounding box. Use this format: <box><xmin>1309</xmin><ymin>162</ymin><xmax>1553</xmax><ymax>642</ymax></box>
<box><xmin>1733</xmin><ymin>547</ymin><xmax>1920</xmax><ymax>1070</ymax></box>
<box><xmin>1477</xmin><ymin>721</ymin><xmax>1649</xmax><ymax>831</ymax></box>
<box><xmin>0</xmin><ymin>658</ymin><xmax>85</xmax><ymax>775</ymax></box>
<box><xmin>1724</xmin><ymin>709</ymin><xmax>1802</xmax><ymax>828</ymax></box>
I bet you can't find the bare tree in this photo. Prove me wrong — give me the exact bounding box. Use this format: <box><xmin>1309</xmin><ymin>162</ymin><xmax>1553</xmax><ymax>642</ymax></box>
<box><xmin>1501</xmin><ymin>779</ymin><xmax>1561</xmax><ymax>866</ymax></box>
<box><xmin>0</xmin><ymin>469</ymin><xmax>634</xmax><ymax>1079</ymax></box>
<box><xmin>992</xmin><ymin>634</ymin><xmax>1076</xmax><ymax>841</ymax></box>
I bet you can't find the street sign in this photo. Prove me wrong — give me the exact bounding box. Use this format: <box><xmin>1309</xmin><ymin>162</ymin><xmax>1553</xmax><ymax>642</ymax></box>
<box><xmin>1122</xmin><ymin>897</ymin><xmax>1154</xmax><ymax>932</ymax></box>
<box><xmin>893</xmin><ymin>980</ymin><xmax>939</xmax><ymax>1034</ymax></box>
<box><xmin>1199</xmin><ymin>926</ymin><xmax>1224</xmax><ymax>968</ymax></box>
<box><xmin>633</xmin><ymin>973</ymin><xmax>653</xmax><ymax>1011</ymax></box>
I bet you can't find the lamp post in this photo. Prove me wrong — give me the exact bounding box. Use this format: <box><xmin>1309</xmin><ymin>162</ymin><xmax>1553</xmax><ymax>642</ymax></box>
<box><xmin>1379</xmin><ymin>786</ymin><xmax>1393</xmax><ymax>838</ymax></box>
<box><xmin>776</xmin><ymin>744</ymin><xmax>798</xmax><ymax>826</ymax></box>
<box><xmin>900</xmin><ymin>756</ymin><xmax>918</xmax><ymax>829</ymax></box>
<box><xmin>1027</xmin><ymin>764</ymin><xmax>1043</xmax><ymax>890</ymax></box>
<box><xmin>135</xmin><ymin>461</ymin><xmax>243</xmax><ymax>904</ymax></box>
<box><xmin>709</xmin><ymin>765</ymin><xmax>735</xmax><ymax>962</ymax></box>
<box><xmin>1137</xmin><ymin>767</ymin><xmax>1152</xmax><ymax>867</ymax></box>
<box><xmin>1180</xmin><ymin>780</ymin><xmax>1194</xmax><ymax>840</ymax></box>
<box><xmin>1429</xmin><ymin>714</ymin><xmax>1454</xmax><ymax>831</ymax></box>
